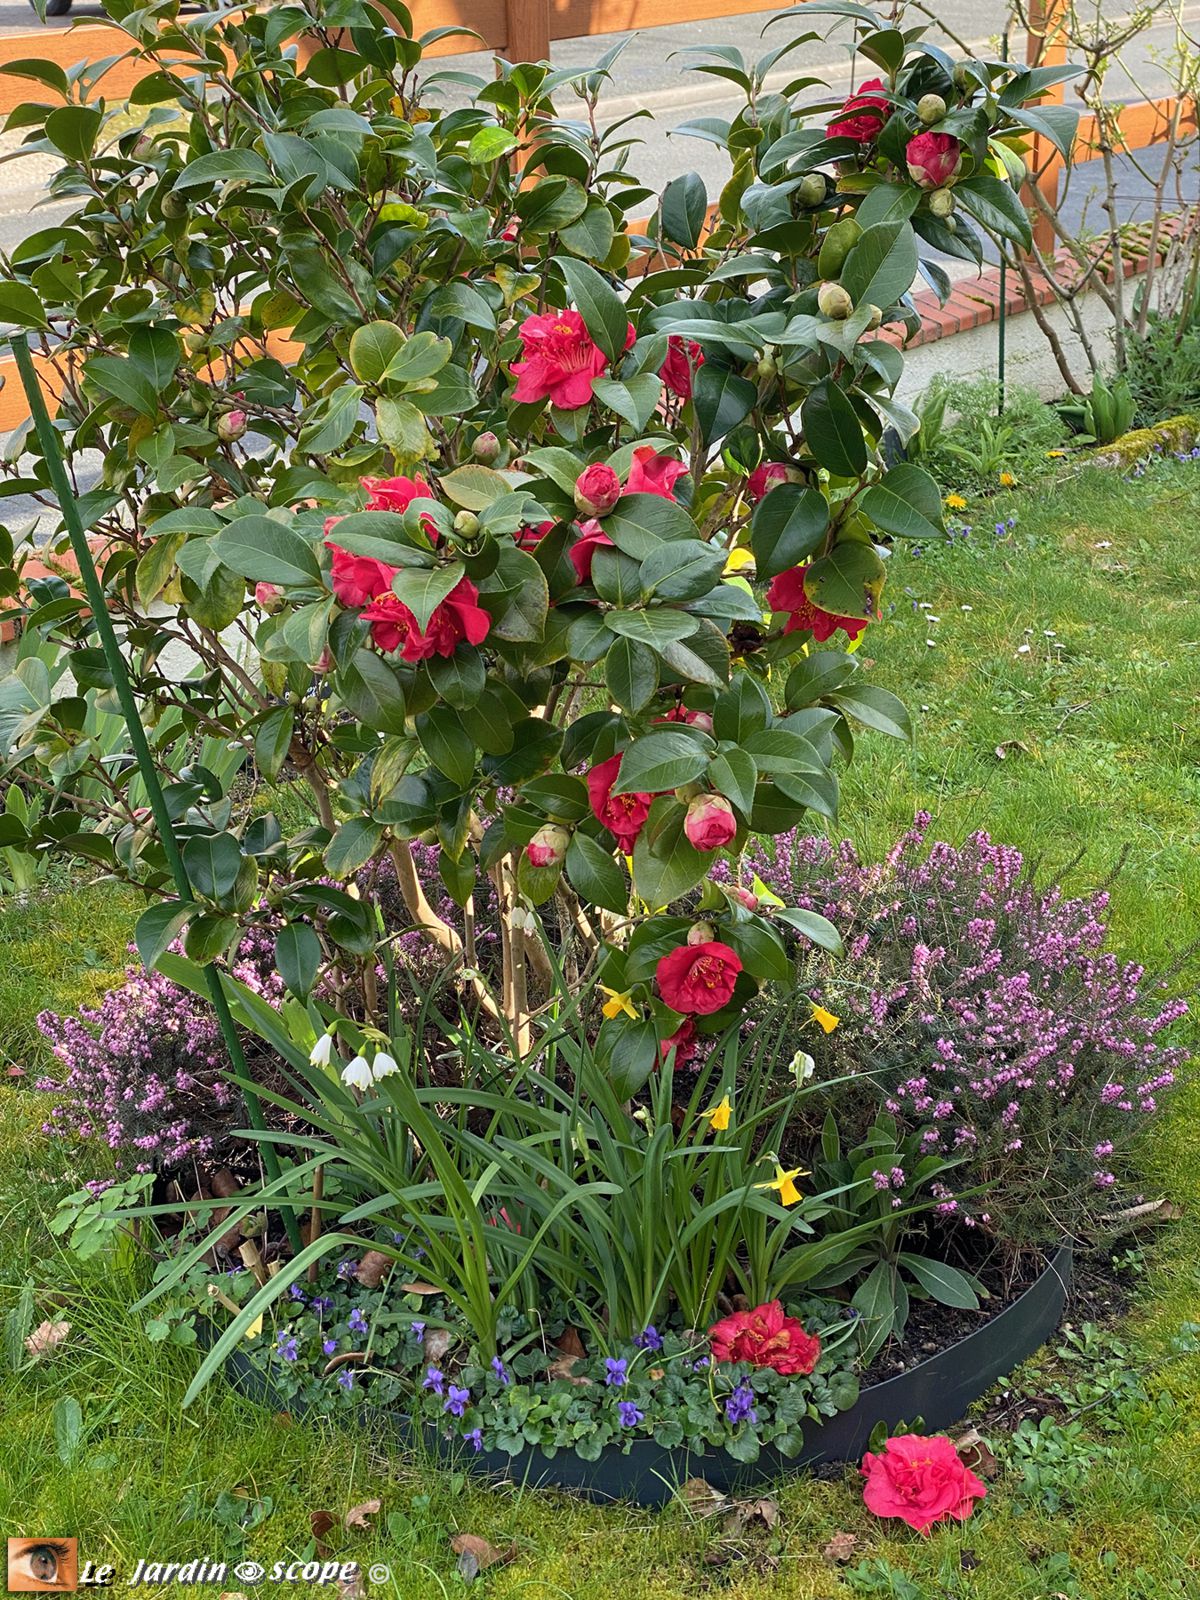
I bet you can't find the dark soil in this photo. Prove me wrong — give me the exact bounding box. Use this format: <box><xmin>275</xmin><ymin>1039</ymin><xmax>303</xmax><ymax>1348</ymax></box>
<box><xmin>858</xmin><ymin>1232</ymin><xmax>1132</xmax><ymax>1388</ymax></box>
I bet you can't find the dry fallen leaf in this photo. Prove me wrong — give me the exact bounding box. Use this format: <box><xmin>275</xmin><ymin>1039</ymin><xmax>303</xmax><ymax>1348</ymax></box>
<box><xmin>335</xmin><ymin>1571</ymin><xmax>366</xmax><ymax>1600</ymax></box>
<box><xmin>423</xmin><ymin>1327</ymin><xmax>453</xmax><ymax>1366</ymax></box>
<box><xmin>680</xmin><ymin>1477</ymin><xmax>727</xmax><ymax>1516</ymax></box>
<box><xmin>25</xmin><ymin>1319</ymin><xmax>70</xmax><ymax>1358</ymax></box>
<box><xmin>738</xmin><ymin>1496</ymin><xmax>780</xmax><ymax>1530</ymax></box>
<box><xmin>554</xmin><ymin>1324</ymin><xmax>587</xmax><ymax>1359</ymax></box>
<box><xmin>449</xmin><ymin>1533</ymin><xmax>516</xmax><ymax>1580</ymax></box>
<box><xmin>310</xmin><ymin>1510</ymin><xmax>336</xmax><ymax>1554</ymax></box>
<box><xmin>953</xmin><ymin>1428</ymin><xmax>1001</xmax><ymax>1481</ymax></box>
<box><xmin>822</xmin><ymin>1531</ymin><xmax>860</xmax><ymax>1565</ymax></box>
<box><xmin>344</xmin><ymin>1499</ymin><xmax>381</xmax><ymax>1529</ymax></box>
<box><xmin>323</xmin><ymin>1349</ymin><xmax>368</xmax><ymax>1377</ymax></box>
<box><xmin>547</xmin><ymin>1352</ymin><xmax>591</xmax><ymax>1385</ymax></box>
<box><xmin>354</xmin><ymin>1251</ymin><xmax>390</xmax><ymax>1288</ymax></box>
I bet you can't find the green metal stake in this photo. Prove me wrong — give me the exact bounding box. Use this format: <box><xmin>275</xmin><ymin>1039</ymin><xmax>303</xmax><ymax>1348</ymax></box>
<box><xmin>10</xmin><ymin>333</ymin><xmax>304</xmax><ymax>1255</ymax></box>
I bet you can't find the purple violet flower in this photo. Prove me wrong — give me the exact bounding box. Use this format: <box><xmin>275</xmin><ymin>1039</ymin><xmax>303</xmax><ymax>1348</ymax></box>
<box><xmin>604</xmin><ymin>1358</ymin><xmax>628</xmax><ymax>1387</ymax></box>
<box><xmin>423</xmin><ymin>1366</ymin><xmax>445</xmax><ymax>1395</ymax></box>
<box><xmin>444</xmin><ymin>1385</ymin><xmax>470</xmax><ymax>1418</ymax></box>
<box><xmin>617</xmin><ymin>1401</ymin><xmax>644</xmax><ymax>1428</ymax></box>
<box><xmin>725</xmin><ymin>1381</ymin><xmax>757</xmax><ymax>1427</ymax></box>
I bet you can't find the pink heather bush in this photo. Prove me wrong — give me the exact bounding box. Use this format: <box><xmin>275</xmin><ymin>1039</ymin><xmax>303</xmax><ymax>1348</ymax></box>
<box><xmin>741</xmin><ymin>815</ymin><xmax>1189</xmax><ymax>1249</ymax></box>
<box><xmin>36</xmin><ymin>928</ymin><xmax>284</xmax><ymax>1173</ymax></box>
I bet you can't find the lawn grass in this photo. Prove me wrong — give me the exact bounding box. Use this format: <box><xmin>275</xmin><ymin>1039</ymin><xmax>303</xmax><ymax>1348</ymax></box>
<box><xmin>1</xmin><ymin>460</ymin><xmax>1199</xmax><ymax>1599</ymax></box>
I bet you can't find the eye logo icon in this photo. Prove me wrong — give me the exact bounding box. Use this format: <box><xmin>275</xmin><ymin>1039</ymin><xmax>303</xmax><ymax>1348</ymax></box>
<box><xmin>7</xmin><ymin>1540</ymin><xmax>78</xmax><ymax>1593</ymax></box>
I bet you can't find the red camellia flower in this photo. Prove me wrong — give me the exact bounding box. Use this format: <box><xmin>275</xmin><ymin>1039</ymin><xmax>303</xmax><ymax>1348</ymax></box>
<box><xmin>360</xmin><ymin>577</ymin><xmax>491</xmax><ymax>662</ymax></box>
<box><xmin>658</xmin><ymin>705</ymin><xmax>715</xmax><ymax>733</ymax></box>
<box><xmin>575</xmin><ymin>462</ymin><xmax>622</xmax><ymax>517</ymax></box>
<box><xmin>625</xmin><ymin>445</ymin><xmax>688</xmax><ymax>501</ymax></box>
<box><xmin>906</xmin><ymin>131</ymin><xmax>963</xmax><ymax>189</ymax></box>
<box><xmin>515</xmin><ymin>518</ymin><xmax>555</xmax><ymax>551</ymax></box>
<box><xmin>861</xmin><ymin>1434</ymin><xmax>987</xmax><ymax>1535</ymax></box>
<box><xmin>659</xmin><ymin>1015</ymin><xmax>699</xmax><ymax>1068</ymax></box>
<box><xmin>327</xmin><ymin>545</ymin><xmax>399</xmax><ymax>609</ymax></box>
<box><xmin>684</xmin><ymin>794</ymin><xmax>738</xmax><ymax>852</ymax></box>
<box><xmin>766</xmin><ymin>564</ymin><xmax>873</xmax><ymax>643</ymax></box>
<box><xmin>745</xmin><ymin>461</ymin><xmax>792</xmax><ymax>502</ymax></box>
<box><xmin>361</xmin><ymin>474</ymin><xmax>433</xmax><ymax>514</ymax></box>
<box><xmin>656</xmin><ymin>940</ymin><xmax>742</xmax><ymax>1015</ymax></box>
<box><xmin>586</xmin><ymin>751</ymin><xmax>654</xmax><ymax>853</ymax></box>
<box><xmin>827</xmin><ymin>77</ymin><xmax>890</xmax><ymax>142</ymax></box>
<box><xmin>569</xmin><ymin>518</ymin><xmax>615</xmax><ymax>583</ymax></box>
<box><xmin>660</xmin><ymin>335</ymin><xmax>705</xmax><ymax>400</ymax></box>
<box><xmin>510</xmin><ymin>310</ymin><xmax>634</xmax><ymax>410</ymax></box>
<box><xmin>708</xmin><ymin>1300</ymin><xmax>822</xmax><ymax>1375</ymax></box>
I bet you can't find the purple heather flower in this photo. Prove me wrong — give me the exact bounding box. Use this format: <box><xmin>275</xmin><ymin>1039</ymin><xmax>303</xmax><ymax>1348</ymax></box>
<box><xmin>348</xmin><ymin>1307</ymin><xmax>368</xmax><ymax>1335</ymax></box>
<box><xmin>322</xmin><ymin>1338</ymin><xmax>338</xmax><ymax>1356</ymax></box>
<box><xmin>491</xmin><ymin>1356</ymin><xmax>510</xmax><ymax>1386</ymax></box>
<box><xmin>725</xmin><ymin>1382</ymin><xmax>757</xmax><ymax>1427</ymax></box>
<box><xmin>464</xmin><ymin>1428</ymin><xmax>483</xmax><ymax>1453</ymax></box>
<box><xmin>617</xmin><ymin>1401</ymin><xmax>644</xmax><ymax>1428</ymax></box>
<box><xmin>276</xmin><ymin>1332</ymin><xmax>299</xmax><ymax>1362</ymax></box>
<box><xmin>422</xmin><ymin>1366</ymin><xmax>445</xmax><ymax>1395</ymax></box>
<box><xmin>444</xmin><ymin>1385</ymin><xmax>470</xmax><ymax>1418</ymax></box>
<box><xmin>604</xmin><ymin>1358</ymin><xmax>628</xmax><ymax>1387</ymax></box>
<box><xmin>634</xmin><ymin>1326</ymin><xmax>662</xmax><ymax>1352</ymax></box>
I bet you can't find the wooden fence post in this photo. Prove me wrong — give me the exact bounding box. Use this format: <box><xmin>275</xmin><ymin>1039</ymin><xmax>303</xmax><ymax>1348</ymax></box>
<box><xmin>1024</xmin><ymin>0</ymin><xmax>1070</xmax><ymax>257</ymax></box>
<box><xmin>505</xmin><ymin>0</ymin><xmax>551</xmax><ymax>60</ymax></box>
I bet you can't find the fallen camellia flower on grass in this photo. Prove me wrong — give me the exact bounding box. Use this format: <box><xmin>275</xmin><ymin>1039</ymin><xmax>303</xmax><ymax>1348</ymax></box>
<box><xmin>24</xmin><ymin>1318</ymin><xmax>71</xmax><ymax>1359</ymax></box>
<box><xmin>861</xmin><ymin>1432</ymin><xmax>987</xmax><ymax>1534</ymax></box>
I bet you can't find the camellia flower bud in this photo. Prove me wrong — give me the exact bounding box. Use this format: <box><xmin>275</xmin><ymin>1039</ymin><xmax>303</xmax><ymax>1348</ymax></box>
<box><xmin>917</xmin><ymin>93</ymin><xmax>947</xmax><ymax>125</ymax></box>
<box><xmin>525</xmin><ymin>824</ymin><xmax>570</xmax><ymax>870</ymax></box>
<box><xmin>817</xmin><ymin>282</ymin><xmax>854</xmax><ymax>320</ymax></box>
<box><xmin>217</xmin><ymin>409</ymin><xmax>247</xmax><ymax>443</ymax></box>
<box><xmin>254</xmin><ymin>582</ymin><xmax>283</xmax><ymax>613</ymax></box>
<box><xmin>472</xmin><ymin>430</ymin><xmax>501</xmax><ymax>463</ymax></box>
<box><xmin>756</xmin><ymin>348</ymin><xmax>778</xmax><ymax>379</ymax></box>
<box><xmin>453</xmin><ymin>509</ymin><xmax>480</xmax><ymax>538</ymax></box>
<box><xmin>687</xmin><ymin>920</ymin><xmax>718</xmax><ymax>946</ymax></box>
<box><xmin>727</xmin><ymin>884</ymin><xmax>760</xmax><ymax>913</ymax></box>
<box><xmin>928</xmin><ymin>186</ymin><xmax>956</xmax><ymax>219</ymax></box>
<box><xmin>906</xmin><ymin>131</ymin><xmax>963</xmax><ymax>189</ymax></box>
<box><xmin>574</xmin><ymin>462</ymin><xmax>622</xmax><ymax>518</ymax></box>
<box><xmin>684</xmin><ymin>794</ymin><xmax>738</xmax><ymax>853</ymax></box>
<box><xmin>864</xmin><ymin>304</ymin><xmax>883</xmax><ymax>330</ymax></box>
<box><xmin>798</xmin><ymin>173</ymin><xmax>827</xmax><ymax>207</ymax></box>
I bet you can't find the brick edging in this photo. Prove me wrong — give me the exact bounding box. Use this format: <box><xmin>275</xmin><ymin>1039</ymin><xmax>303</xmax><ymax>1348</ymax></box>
<box><xmin>880</xmin><ymin>217</ymin><xmax>1187</xmax><ymax>350</ymax></box>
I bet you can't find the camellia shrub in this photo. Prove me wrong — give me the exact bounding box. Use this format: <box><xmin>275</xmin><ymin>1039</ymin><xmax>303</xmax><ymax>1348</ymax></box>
<box><xmin>0</xmin><ymin>0</ymin><xmax>1070</xmax><ymax>1081</ymax></box>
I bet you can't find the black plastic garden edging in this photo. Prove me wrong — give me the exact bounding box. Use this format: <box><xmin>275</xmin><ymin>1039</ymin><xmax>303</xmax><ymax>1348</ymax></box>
<box><xmin>220</xmin><ymin>1244</ymin><xmax>1072</xmax><ymax>1507</ymax></box>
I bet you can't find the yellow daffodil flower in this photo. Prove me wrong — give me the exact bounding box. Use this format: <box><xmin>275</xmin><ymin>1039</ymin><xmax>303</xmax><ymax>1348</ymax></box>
<box><xmin>999</xmin><ymin>471</ymin><xmax>1015</xmax><ymax>487</ymax></box>
<box><xmin>809</xmin><ymin>1002</ymin><xmax>841</xmax><ymax>1034</ymax></box>
<box><xmin>757</xmin><ymin>1163</ymin><xmax>808</xmax><ymax>1206</ymax></box>
<box><xmin>944</xmin><ymin>493</ymin><xmax>968</xmax><ymax>510</ymax></box>
<box><xmin>704</xmin><ymin>1094</ymin><xmax>732</xmax><ymax>1132</ymax></box>
<box><xmin>600</xmin><ymin>986</ymin><xmax>638</xmax><ymax>1021</ymax></box>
